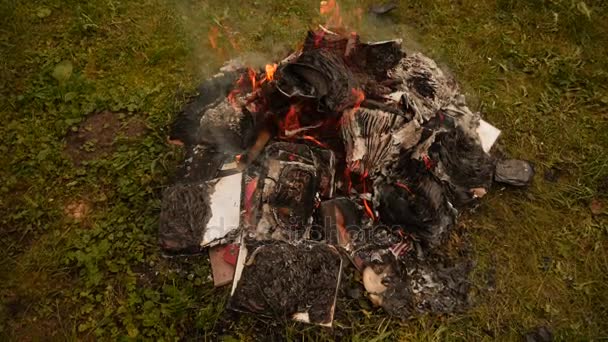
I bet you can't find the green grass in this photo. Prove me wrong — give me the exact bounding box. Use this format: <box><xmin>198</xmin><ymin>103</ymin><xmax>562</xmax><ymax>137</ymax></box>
<box><xmin>1</xmin><ymin>0</ymin><xmax>607</xmax><ymax>340</ymax></box>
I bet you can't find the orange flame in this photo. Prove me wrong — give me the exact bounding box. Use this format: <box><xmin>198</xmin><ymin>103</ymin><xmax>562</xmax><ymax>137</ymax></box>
<box><xmin>208</xmin><ymin>26</ymin><xmax>219</xmax><ymax>49</ymax></box>
<box><xmin>351</xmin><ymin>88</ymin><xmax>365</xmax><ymax>111</ymax></box>
<box><xmin>265</xmin><ymin>63</ymin><xmax>277</xmax><ymax>82</ymax></box>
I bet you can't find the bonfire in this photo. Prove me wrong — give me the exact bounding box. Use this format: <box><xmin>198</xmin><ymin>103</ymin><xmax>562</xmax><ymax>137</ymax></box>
<box><xmin>159</xmin><ymin>0</ymin><xmax>533</xmax><ymax>326</ymax></box>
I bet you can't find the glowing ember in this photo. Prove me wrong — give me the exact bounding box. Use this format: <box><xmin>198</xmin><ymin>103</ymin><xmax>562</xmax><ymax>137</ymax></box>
<box><xmin>265</xmin><ymin>63</ymin><xmax>277</xmax><ymax>82</ymax></box>
<box><xmin>363</xmin><ymin>199</ymin><xmax>375</xmax><ymax>220</ymax></box>
<box><xmin>208</xmin><ymin>26</ymin><xmax>219</xmax><ymax>49</ymax></box>
<box><xmin>335</xmin><ymin>206</ymin><xmax>350</xmax><ymax>247</ymax></box>
<box><xmin>314</xmin><ymin>30</ymin><xmax>326</xmax><ymax>47</ymax></box>
<box><xmin>395</xmin><ymin>182</ymin><xmax>414</xmax><ymax>194</ymax></box>
<box><xmin>227</xmin><ymin>89</ymin><xmax>240</xmax><ymax>109</ymax></box>
<box><xmin>422</xmin><ymin>155</ymin><xmax>434</xmax><ymax>170</ymax></box>
<box><xmin>302</xmin><ymin>135</ymin><xmax>329</xmax><ymax>148</ymax></box>
<box><xmin>244</xmin><ymin>177</ymin><xmax>259</xmax><ymax>224</ymax></box>
<box><xmin>247</xmin><ymin>68</ymin><xmax>257</xmax><ymax>90</ymax></box>
<box><xmin>283</xmin><ymin>105</ymin><xmax>300</xmax><ymax>132</ymax></box>
<box><xmin>351</xmin><ymin>88</ymin><xmax>365</xmax><ymax>110</ymax></box>
<box><xmin>361</xmin><ymin>169</ymin><xmax>375</xmax><ymax>220</ymax></box>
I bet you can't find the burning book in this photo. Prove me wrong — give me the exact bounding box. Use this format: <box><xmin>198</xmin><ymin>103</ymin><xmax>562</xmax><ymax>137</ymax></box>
<box><xmin>160</xmin><ymin>2</ymin><xmax>533</xmax><ymax>325</ymax></box>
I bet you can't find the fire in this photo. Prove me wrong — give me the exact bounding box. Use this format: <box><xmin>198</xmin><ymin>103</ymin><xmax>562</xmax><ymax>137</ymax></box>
<box><xmin>265</xmin><ymin>63</ymin><xmax>277</xmax><ymax>82</ymax></box>
<box><xmin>422</xmin><ymin>155</ymin><xmax>434</xmax><ymax>170</ymax></box>
<box><xmin>247</xmin><ymin>67</ymin><xmax>257</xmax><ymax>90</ymax></box>
<box><xmin>351</xmin><ymin>88</ymin><xmax>365</xmax><ymax>110</ymax></box>
<box><xmin>320</xmin><ymin>0</ymin><xmax>343</xmax><ymax>28</ymax></box>
<box><xmin>363</xmin><ymin>199</ymin><xmax>375</xmax><ymax>221</ymax></box>
<box><xmin>283</xmin><ymin>105</ymin><xmax>300</xmax><ymax>132</ymax></box>
<box><xmin>320</xmin><ymin>0</ymin><xmax>336</xmax><ymax>15</ymax></box>
<box><xmin>208</xmin><ymin>26</ymin><xmax>219</xmax><ymax>49</ymax></box>
<box><xmin>227</xmin><ymin>89</ymin><xmax>240</xmax><ymax>109</ymax></box>
<box><xmin>244</xmin><ymin>177</ymin><xmax>259</xmax><ymax>225</ymax></box>
<box><xmin>314</xmin><ymin>30</ymin><xmax>326</xmax><ymax>47</ymax></box>
<box><xmin>361</xmin><ymin>168</ymin><xmax>375</xmax><ymax>221</ymax></box>
<box><xmin>335</xmin><ymin>206</ymin><xmax>350</xmax><ymax>248</ymax></box>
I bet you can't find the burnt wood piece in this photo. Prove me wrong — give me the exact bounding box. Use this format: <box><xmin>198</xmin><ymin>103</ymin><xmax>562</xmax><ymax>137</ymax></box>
<box><xmin>159</xmin><ymin>182</ymin><xmax>210</xmax><ymax>254</ymax></box>
<box><xmin>170</xmin><ymin>71</ymin><xmax>241</xmax><ymax>146</ymax></box>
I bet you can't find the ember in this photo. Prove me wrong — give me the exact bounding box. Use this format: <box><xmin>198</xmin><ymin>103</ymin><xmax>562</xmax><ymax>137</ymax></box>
<box><xmin>160</xmin><ymin>1</ymin><xmax>533</xmax><ymax>327</ymax></box>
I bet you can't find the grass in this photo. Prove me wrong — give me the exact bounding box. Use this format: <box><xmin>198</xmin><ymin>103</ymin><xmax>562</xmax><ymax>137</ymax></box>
<box><xmin>1</xmin><ymin>0</ymin><xmax>607</xmax><ymax>340</ymax></box>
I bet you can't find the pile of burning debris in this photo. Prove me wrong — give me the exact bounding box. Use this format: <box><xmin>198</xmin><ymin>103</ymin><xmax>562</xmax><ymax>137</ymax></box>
<box><xmin>159</xmin><ymin>23</ymin><xmax>534</xmax><ymax>326</ymax></box>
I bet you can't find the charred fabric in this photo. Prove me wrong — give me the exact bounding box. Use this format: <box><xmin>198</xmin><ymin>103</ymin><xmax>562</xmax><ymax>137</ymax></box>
<box><xmin>159</xmin><ymin>28</ymin><xmax>533</xmax><ymax>326</ymax></box>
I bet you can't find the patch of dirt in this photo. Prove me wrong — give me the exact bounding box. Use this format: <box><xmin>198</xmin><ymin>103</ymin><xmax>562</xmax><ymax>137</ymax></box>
<box><xmin>65</xmin><ymin>110</ymin><xmax>148</xmax><ymax>164</ymax></box>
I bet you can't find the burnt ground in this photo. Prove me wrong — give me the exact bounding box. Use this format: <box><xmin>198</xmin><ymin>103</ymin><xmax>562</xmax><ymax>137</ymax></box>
<box><xmin>65</xmin><ymin>110</ymin><xmax>147</xmax><ymax>164</ymax></box>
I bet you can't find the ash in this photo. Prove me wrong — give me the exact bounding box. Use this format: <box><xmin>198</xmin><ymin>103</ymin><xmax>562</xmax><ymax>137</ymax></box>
<box><xmin>160</xmin><ymin>25</ymin><xmax>532</xmax><ymax>324</ymax></box>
